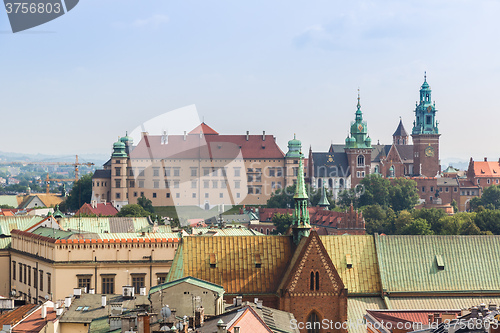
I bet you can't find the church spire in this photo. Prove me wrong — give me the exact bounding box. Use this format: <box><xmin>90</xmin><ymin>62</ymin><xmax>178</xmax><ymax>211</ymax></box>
<box><xmin>355</xmin><ymin>88</ymin><xmax>362</xmax><ymax>121</ymax></box>
<box><xmin>412</xmin><ymin>73</ymin><xmax>438</xmax><ymax>135</ymax></box>
<box><xmin>318</xmin><ymin>182</ymin><xmax>330</xmax><ymax>209</ymax></box>
<box><xmin>292</xmin><ymin>152</ymin><xmax>310</xmax><ymax>245</ymax></box>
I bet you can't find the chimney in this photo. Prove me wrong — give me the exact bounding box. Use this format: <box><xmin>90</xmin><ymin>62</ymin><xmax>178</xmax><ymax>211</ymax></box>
<box><xmin>485</xmin><ymin>157</ymin><xmax>488</xmax><ymax>162</ymax></box>
<box><xmin>428</xmin><ymin>313</ymin><xmax>433</xmax><ymax>325</ymax></box>
<box><xmin>471</xmin><ymin>306</ymin><xmax>479</xmax><ymax>318</ymax></box>
<box><xmin>195</xmin><ymin>306</ymin><xmax>204</xmax><ymax>327</ymax></box>
<box><xmin>257</xmin><ymin>300</ymin><xmax>263</xmax><ymax>309</ymax></box>
<box><xmin>41</xmin><ymin>304</ymin><xmax>47</xmax><ymax>319</ymax></box>
<box><xmin>262</xmin><ymin>131</ymin><xmax>266</xmax><ymax>141</ymax></box>
<box><xmin>64</xmin><ymin>297</ymin><xmax>71</xmax><ymax>308</ymax></box>
<box><xmin>234</xmin><ymin>327</ymin><xmax>240</xmax><ymax>333</ymax></box>
<box><xmin>91</xmin><ymin>200</ymin><xmax>96</xmax><ymax>209</ymax></box>
<box><xmin>140</xmin><ymin>287</ymin><xmax>147</xmax><ymax>296</ymax></box>
<box><xmin>254</xmin><ymin>298</ymin><xmax>258</xmax><ymax>304</ymax></box>
<box><xmin>217</xmin><ymin>319</ymin><xmax>227</xmax><ymax>333</ymax></box>
<box><xmin>232</xmin><ymin>298</ymin><xmax>236</xmax><ymax>306</ymax></box>
<box><xmin>183</xmin><ymin>131</ymin><xmax>187</xmax><ymax>141</ymax></box>
<box><xmin>162</xmin><ymin>131</ymin><xmax>168</xmax><ymax>145</ymax></box>
<box><xmin>236</xmin><ymin>295</ymin><xmax>243</xmax><ymax>306</ymax></box>
<box><xmin>73</xmin><ymin>288</ymin><xmax>82</xmax><ymax>298</ymax></box>
<box><xmin>101</xmin><ymin>295</ymin><xmax>107</xmax><ymax>308</ymax></box>
<box><xmin>246</xmin><ymin>131</ymin><xmax>249</xmax><ymax>141</ymax></box>
<box><xmin>89</xmin><ymin>288</ymin><xmax>95</xmax><ymax>294</ymax></box>
<box><xmin>489</xmin><ymin>303</ymin><xmax>497</xmax><ymax>311</ymax></box>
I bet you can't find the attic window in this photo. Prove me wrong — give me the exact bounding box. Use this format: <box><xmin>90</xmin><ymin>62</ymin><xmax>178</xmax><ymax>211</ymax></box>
<box><xmin>210</xmin><ymin>254</ymin><xmax>217</xmax><ymax>268</ymax></box>
<box><xmin>481</xmin><ymin>169</ymin><xmax>485</xmax><ymax>174</ymax></box>
<box><xmin>82</xmin><ymin>306</ymin><xmax>90</xmax><ymax>312</ymax></box>
<box><xmin>494</xmin><ymin>170</ymin><xmax>498</xmax><ymax>173</ymax></box>
<box><xmin>436</xmin><ymin>255</ymin><xmax>445</xmax><ymax>270</ymax></box>
<box><xmin>346</xmin><ymin>254</ymin><xmax>353</xmax><ymax>269</ymax></box>
<box><xmin>76</xmin><ymin>306</ymin><xmax>83</xmax><ymax>311</ymax></box>
<box><xmin>262</xmin><ymin>145</ymin><xmax>266</xmax><ymax>149</ymax></box>
<box><xmin>255</xmin><ymin>254</ymin><xmax>262</xmax><ymax>268</ymax></box>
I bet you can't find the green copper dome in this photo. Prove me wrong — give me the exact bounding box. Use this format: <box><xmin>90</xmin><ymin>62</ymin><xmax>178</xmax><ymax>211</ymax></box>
<box><xmin>120</xmin><ymin>131</ymin><xmax>133</xmax><ymax>145</ymax></box>
<box><xmin>285</xmin><ymin>134</ymin><xmax>302</xmax><ymax>158</ymax></box>
<box><xmin>112</xmin><ymin>139</ymin><xmax>128</xmax><ymax>158</ymax></box>
<box><xmin>345</xmin><ymin>91</ymin><xmax>372</xmax><ymax>150</ymax></box>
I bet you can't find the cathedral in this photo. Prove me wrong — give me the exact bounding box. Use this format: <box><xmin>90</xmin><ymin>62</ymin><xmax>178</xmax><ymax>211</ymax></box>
<box><xmin>308</xmin><ymin>75</ymin><xmax>447</xmax><ymax>207</ymax></box>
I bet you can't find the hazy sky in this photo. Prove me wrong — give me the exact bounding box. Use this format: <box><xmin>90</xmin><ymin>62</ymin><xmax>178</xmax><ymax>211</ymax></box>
<box><xmin>1</xmin><ymin>0</ymin><xmax>499</xmax><ymax>165</ymax></box>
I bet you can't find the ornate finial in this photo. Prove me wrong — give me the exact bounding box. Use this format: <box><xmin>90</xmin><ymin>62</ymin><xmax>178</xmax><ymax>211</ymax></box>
<box><xmin>125</xmin><ymin>131</ymin><xmax>128</xmax><ymax>136</ymax></box>
<box><xmin>357</xmin><ymin>87</ymin><xmax>361</xmax><ymax>110</ymax></box>
<box><xmin>294</xmin><ymin>133</ymin><xmax>296</xmax><ymax>139</ymax></box>
<box><xmin>424</xmin><ymin>71</ymin><xmax>427</xmax><ymax>82</ymax></box>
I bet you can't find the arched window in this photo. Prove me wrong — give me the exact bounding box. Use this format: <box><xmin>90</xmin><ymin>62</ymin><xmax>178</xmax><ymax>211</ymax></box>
<box><xmin>328</xmin><ymin>178</ymin><xmax>333</xmax><ymax>188</ymax></box>
<box><xmin>318</xmin><ymin>178</ymin><xmax>322</xmax><ymax>188</ymax></box>
<box><xmin>339</xmin><ymin>179</ymin><xmax>344</xmax><ymax>188</ymax></box>
<box><xmin>266</xmin><ymin>229</ymin><xmax>270</xmax><ymax>235</ymax></box>
<box><xmin>357</xmin><ymin>155</ymin><xmax>365</xmax><ymax>167</ymax></box>
<box><xmin>310</xmin><ymin>272</ymin><xmax>314</xmax><ymax>291</ymax></box>
<box><xmin>307</xmin><ymin>312</ymin><xmax>321</xmax><ymax>333</ymax></box>
<box><xmin>374</xmin><ymin>166</ymin><xmax>379</xmax><ymax>174</ymax></box>
<box><xmin>315</xmin><ymin>271</ymin><xmax>319</xmax><ymax>290</ymax></box>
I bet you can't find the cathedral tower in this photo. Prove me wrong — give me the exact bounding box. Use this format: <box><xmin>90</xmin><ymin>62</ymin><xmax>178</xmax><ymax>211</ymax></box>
<box><xmin>292</xmin><ymin>152</ymin><xmax>311</xmax><ymax>245</ymax></box>
<box><xmin>412</xmin><ymin>73</ymin><xmax>440</xmax><ymax>177</ymax></box>
<box><xmin>345</xmin><ymin>91</ymin><xmax>373</xmax><ymax>186</ymax></box>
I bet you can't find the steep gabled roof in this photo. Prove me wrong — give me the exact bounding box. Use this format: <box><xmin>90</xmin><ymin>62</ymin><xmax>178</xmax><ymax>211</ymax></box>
<box><xmin>188</xmin><ymin>122</ymin><xmax>219</xmax><ymax>135</ymax></box>
<box><xmin>166</xmin><ymin>236</ymin><xmax>294</xmax><ymax>294</ymax></box>
<box><xmin>320</xmin><ymin>235</ymin><xmax>381</xmax><ymax>295</ymax></box>
<box><xmin>471</xmin><ymin>161</ymin><xmax>500</xmax><ymax>178</ymax></box>
<box><xmin>311</xmin><ymin>152</ymin><xmax>350</xmax><ymax>178</ymax></box>
<box><xmin>149</xmin><ymin>276</ymin><xmax>225</xmax><ymax>296</ymax></box>
<box><xmin>375</xmin><ymin>234</ymin><xmax>500</xmax><ymax>293</ymax></box>
<box><xmin>75</xmin><ymin>202</ymin><xmax>119</xmax><ymax>216</ymax></box>
<box><xmin>393</xmin><ymin>119</ymin><xmax>409</xmax><ymax>137</ymax></box>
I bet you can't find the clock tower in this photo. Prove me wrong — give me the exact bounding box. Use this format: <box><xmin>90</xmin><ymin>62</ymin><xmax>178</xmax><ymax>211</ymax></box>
<box><xmin>345</xmin><ymin>91</ymin><xmax>372</xmax><ymax>187</ymax></box>
<box><xmin>412</xmin><ymin>73</ymin><xmax>440</xmax><ymax>177</ymax></box>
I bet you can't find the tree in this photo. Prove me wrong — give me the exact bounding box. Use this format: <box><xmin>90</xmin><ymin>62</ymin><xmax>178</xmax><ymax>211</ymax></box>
<box><xmin>272</xmin><ymin>213</ymin><xmax>293</xmax><ymax>235</ymax></box>
<box><xmin>412</xmin><ymin>208</ymin><xmax>446</xmax><ymax>234</ymax></box>
<box><xmin>266</xmin><ymin>186</ymin><xmax>295</xmax><ymax>209</ymax></box>
<box><xmin>358</xmin><ymin>175</ymin><xmax>390</xmax><ymax>207</ymax></box>
<box><xmin>363</xmin><ymin>205</ymin><xmax>393</xmax><ymax>235</ymax></box>
<box><xmin>0</xmin><ymin>204</ymin><xmax>15</xmax><ymax>209</ymax></box>
<box><xmin>476</xmin><ymin>185</ymin><xmax>500</xmax><ymax>210</ymax></box>
<box><xmin>399</xmin><ymin>218</ymin><xmax>434</xmax><ymax>235</ymax></box>
<box><xmin>117</xmin><ymin>204</ymin><xmax>151</xmax><ymax>217</ymax></box>
<box><xmin>474</xmin><ymin>209</ymin><xmax>500</xmax><ymax>234</ymax></box>
<box><xmin>451</xmin><ymin>199</ymin><xmax>458</xmax><ymax>214</ymax></box>
<box><xmin>137</xmin><ymin>195</ymin><xmax>155</xmax><ymax>213</ymax></box>
<box><xmin>309</xmin><ymin>186</ymin><xmax>336</xmax><ymax>210</ymax></box>
<box><xmin>338</xmin><ymin>188</ymin><xmax>359</xmax><ymax>208</ymax></box>
<box><xmin>388</xmin><ymin>178</ymin><xmax>419</xmax><ymax>212</ymax></box>
<box><xmin>61</xmin><ymin>173</ymin><xmax>93</xmax><ymax>211</ymax></box>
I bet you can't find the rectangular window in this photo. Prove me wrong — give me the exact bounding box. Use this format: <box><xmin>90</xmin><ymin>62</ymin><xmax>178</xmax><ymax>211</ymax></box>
<box><xmin>134</xmin><ymin>192</ymin><xmax>138</xmax><ymax>197</ymax></box>
<box><xmin>39</xmin><ymin>270</ymin><xmax>43</xmax><ymax>291</ymax></box>
<box><xmin>115</xmin><ymin>167</ymin><xmax>121</xmax><ymax>176</ymax></box>
<box><xmin>191</xmin><ymin>168</ymin><xmax>197</xmax><ymax>177</ymax></box>
<box><xmin>129</xmin><ymin>168</ymin><xmax>134</xmax><ymax>176</ymax></box>
<box><xmin>164</xmin><ymin>168</ymin><xmax>171</xmax><ymax>177</ymax></box>
<box><xmin>488</xmin><ymin>179</ymin><xmax>491</xmax><ymax>184</ymax></box>
<box><xmin>27</xmin><ymin>265</ymin><xmax>31</xmax><ymax>286</ymax></box>
<box><xmin>236</xmin><ymin>193</ymin><xmax>241</xmax><ymax>198</ymax></box>
<box><xmin>132</xmin><ymin>275</ymin><xmax>145</xmax><ymax>294</ymax></box>
<box><xmin>156</xmin><ymin>273</ymin><xmax>167</xmax><ymax>285</ymax></box>
<box><xmin>235</xmin><ymin>181</ymin><xmax>240</xmax><ymax>189</ymax></box>
<box><xmin>129</xmin><ymin>180</ymin><xmax>135</xmax><ymax>188</ymax></box>
<box><xmin>153</xmin><ymin>193</ymin><xmax>157</xmax><ymax>198</ymax></box>
<box><xmin>219</xmin><ymin>193</ymin><xmax>223</xmax><ymax>198</ymax></box>
<box><xmin>173</xmin><ymin>168</ymin><xmax>180</xmax><ymax>177</ymax></box>
<box><xmin>454</xmin><ymin>187</ymin><xmax>458</xmax><ymax>192</ymax></box>
<box><xmin>33</xmin><ymin>268</ymin><xmax>37</xmax><ymax>289</ymax></box>
<box><xmin>204</xmin><ymin>181</ymin><xmax>209</xmax><ymax>188</ymax></box>
<box><xmin>220</xmin><ymin>180</ymin><xmax>226</xmax><ymax>188</ymax></box>
<box><xmin>19</xmin><ymin>263</ymin><xmax>22</xmax><ymax>283</ymax></box>
<box><xmin>174</xmin><ymin>181</ymin><xmax>179</xmax><ymax>188</ymax></box>
<box><xmin>191</xmin><ymin>181</ymin><xmax>197</xmax><ymax>189</ymax></box>
<box><xmin>212</xmin><ymin>181</ymin><xmax>218</xmax><ymax>188</ymax></box>
<box><xmin>102</xmin><ymin>276</ymin><xmax>114</xmax><ymax>294</ymax></box>
<box><xmin>426</xmin><ymin>115</ymin><xmax>432</xmax><ymax>125</ymax></box>
<box><xmin>247</xmin><ymin>175</ymin><xmax>253</xmax><ymax>183</ymax></box>
<box><xmin>422</xmin><ymin>187</ymin><xmax>425</xmax><ymax>192</ymax></box>
<box><xmin>255</xmin><ymin>186</ymin><xmax>262</xmax><ymax>194</ymax></box>
<box><xmin>153</xmin><ymin>168</ymin><xmax>160</xmax><ymax>177</ymax></box>
<box><xmin>234</xmin><ymin>168</ymin><xmax>241</xmax><ymax>177</ymax></box>
<box><xmin>12</xmin><ymin>261</ymin><xmax>16</xmax><ymax>280</ymax></box>
<box><xmin>139</xmin><ymin>168</ymin><xmax>145</xmax><ymax>177</ymax></box>
<box><xmin>203</xmin><ymin>168</ymin><xmax>210</xmax><ymax>177</ymax></box>
<box><xmin>248</xmin><ymin>186</ymin><xmax>254</xmax><ymax>194</ymax></box>
<box><xmin>272</xmin><ymin>181</ymin><xmax>276</xmax><ymax>189</ymax></box>
<box><xmin>276</xmin><ymin>167</ymin><xmax>283</xmax><ymax>177</ymax></box>
<box><xmin>116</xmin><ymin>193</ymin><xmax>121</xmax><ymax>199</ymax></box>
<box><xmin>154</xmin><ymin>181</ymin><xmax>159</xmax><ymax>189</ymax></box>
<box><xmin>269</xmin><ymin>168</ymin><xmax>275</xmax><ymax>177</ymax></box>
<box><xmin>24</xmin><ymin>264</ymin><xmax>27</xmax><ymax>284</ymax></box>
<box><xmin>445</xmin><ymin>187</ymin><xmax>449</xmax><ymax>192</ymax></box>
<box><xmin>166</xmin><ymin>193</ymin><xmax>170</xmax><ymax>198</ymax></box>
<box><xmin>293</xmin><ymin>167</ymin><xmax>298</xmax><ymax>177</ymax></box>
<box><xmin>47</xmin><ymin>273</ymin><xmax>51</xmax><ymax>294</ymax></box>
<box><xmin>205</xmin><ymin>193</ymin><xmax>209</xmax><ymax>198</ymax></box>
<box><xmin>176</xmin><ymin>193</ymin><xmax>180</xmax><ymax>198</ymax></box>
<box><xmin>192</xmin><ymin>193</ymin><xmax>196</xmax><ymax>198</ymax></box>
<box><xmin>430</xmin><ymin>186</ymin><xmax>434</xmax><ymax>192</ymax></box>
<box><xmin>212</xmin><ymin>169</ymin><xmax>218</xmax><ymax>177</ymax></box>
<box><xmin>221</xmin><ymin>168</ymin><xmax>227</xmax><ymax>178</ymax></box>
<box><xmin>78</xmin><ymin>276</ymin><xmax>91</xmax><ymax>292</ymax></box>
<box><xmin>115</xmin><ymin>180</ymin><xmax>121</xmax><ymax>188</ymax></box>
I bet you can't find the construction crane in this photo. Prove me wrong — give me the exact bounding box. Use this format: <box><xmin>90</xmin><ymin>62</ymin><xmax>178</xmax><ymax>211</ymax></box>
<box><xmin>0</xmin><ymin>155</ymin><xmax>94</xmax><ymax>194</ymax></box>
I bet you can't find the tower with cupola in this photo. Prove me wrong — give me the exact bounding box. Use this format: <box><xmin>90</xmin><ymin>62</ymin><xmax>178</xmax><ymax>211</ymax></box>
<box><xmin>285</xmin><ymin>134</ymin><xmax>302</xmax><ymax>188</ymax></box>
<box><xmin>110</xmin><ymin>137</ymin><xmax>129</xmax><ymax>210</ymax></box>
<box><xmin>412</xmin><ymin>73</ymin><xmax>440</xmax><ymax>177</ymax></box>
<box><xmin>344</xmin><ymin>91</ymin><xmax>373</xmax><ymax>187</ymax></box>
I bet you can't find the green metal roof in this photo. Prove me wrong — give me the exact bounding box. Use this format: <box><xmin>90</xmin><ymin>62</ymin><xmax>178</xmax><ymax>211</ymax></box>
<box><xmin>31</xmin><ymin>227</ymin><xmax>76</xmax><ymax>239</ymax></box>
<box><xmin>376</xmin><ymin>235</ymin><xmax>500</xmax><ymax>293</ymax></box>
<box><xmin>0</xmin><ymin>195</ymin><xmax>20</xmax><ymax>208</ymax></box>
<box><xmin>166</xmin><ymin>242</ymin><xmax>184</xmax><ymax>282</ymax></box>
<box><xmin>58</xmin><ymin>217</ymin><xmax>151</xmax><ymax>234</ymax></box>
<box><xmin>0</xmin><ymin>216</ymin><xmax>43</xmax><ymax>236</ymax></box>
<box><xmin>149</xmin><ymin>276</ymin><xmax>225</xmax><ymax>296</ymax></box>
<box><xmin>0</xmin><ymin>237</ymin><xmax>11</xmax><ymax>250</ymax></box>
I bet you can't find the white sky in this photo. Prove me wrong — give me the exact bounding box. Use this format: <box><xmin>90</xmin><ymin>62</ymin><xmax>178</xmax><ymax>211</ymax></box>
<box><xmin>1</xmin><ymin>0</ymin><xmax>498</xmax><ymax>165</ymax></box>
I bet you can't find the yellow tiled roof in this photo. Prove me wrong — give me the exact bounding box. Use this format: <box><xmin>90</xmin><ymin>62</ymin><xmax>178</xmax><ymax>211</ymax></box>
<box><xmin>320</xmin><ymin>235</ymin><xmax>381</xmax><ymax>295</ymax></box>
<box><xmin>36</xmin><ymin>194</ymin><xmax>64</xmax><ymax>207</ymax></box>
<box><xmin>179</xmin><ymin>236</ymin><xmax>294</xmax><ymax>294</ymax></box>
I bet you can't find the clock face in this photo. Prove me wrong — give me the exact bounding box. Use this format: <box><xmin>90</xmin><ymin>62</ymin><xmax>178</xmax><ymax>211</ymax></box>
<box><xmin>358</xmin><ymin>124</ymin><xmax>363</xmax><ymax>131</ymax></box>
<box><xmin>424</xmin><ymin>146</ymin><xmax>435</xmax><ymax>157</ymax></box>
<box><xmin>327</xmin><ymin>154</ymin><xmax>334</xmax><ymax>163</ymax></box>
<box><xmin>427</xmin><ymin>106</ymin><xmax>432</xmax><ymax>113</ymax></box>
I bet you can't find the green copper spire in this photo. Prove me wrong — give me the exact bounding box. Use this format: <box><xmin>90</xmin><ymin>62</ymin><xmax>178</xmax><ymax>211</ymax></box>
<box><xmin>318</xmin><ymin>182</ymin><xmax>330</xmax><ymax>208</ymax></box>
<box><xmin>285</xmin><ymin>134</ymin><xmax>302</xmax><ymax>158</ymax></box>
<box><xmin>345</xmin><ymin>89</ymin><xmax>372</xmax><ymax>149</ymax></box>
<box><xmin>292</xmin><ymin>152</ymin><xmax>310</xmax><ymax>245</ymax></box>
<box><xmin>412</xmin><ymin>73</ymin><xmax>439</xmax><ymax>135</ymax></box>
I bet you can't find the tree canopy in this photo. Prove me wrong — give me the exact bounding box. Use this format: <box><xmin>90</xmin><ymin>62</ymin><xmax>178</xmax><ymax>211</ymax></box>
<box><xmin>117</xmin><ymin>204</ymin><xmax>151</xmax><ymax>217</ymax></box>
<box><xmin>60</xmin><ymin>173</ymin><xmax>93</xmax><ymax>211</ymax></box>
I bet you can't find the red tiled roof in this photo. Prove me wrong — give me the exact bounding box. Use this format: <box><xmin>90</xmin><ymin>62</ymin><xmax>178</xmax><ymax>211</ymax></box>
<box><xmin>472</xmin><ymin>161</ymin><xmax>500</xmax><ymax>178</ymax></box>
<box><xmin>75</xmin><ymin>202</ymin><xmax>118</xmax><ymax>216</ymax></box>
<box><xmin>0</xmin><ymin>304</ymin><xmax>37</xmax><ymax>327</ymax></box>
<box><xmin>367</xmin><ymin>309</ymin><xmax>460</xmax><ymax>327</ymax></box>
<box><xmin>188</xmin><ymin>122</ymin><xmax>219</xmax><ymax>135</ymax></box>
<box><xmin>13</xmin><ymin>306</ymin><xmax>57</xmax><ymax>332</ymax></box>
<box><xmin>130</xmin><ymin>128</ymin><xmax>285</xmax><ymax>160</ymax></box>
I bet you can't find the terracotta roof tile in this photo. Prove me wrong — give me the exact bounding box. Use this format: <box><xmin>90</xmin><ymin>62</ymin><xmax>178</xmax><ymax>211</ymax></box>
<box><xmin>0</xmin><ymin>304</ymin><xmax>37</xmax><ymax>327</ymax></box>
